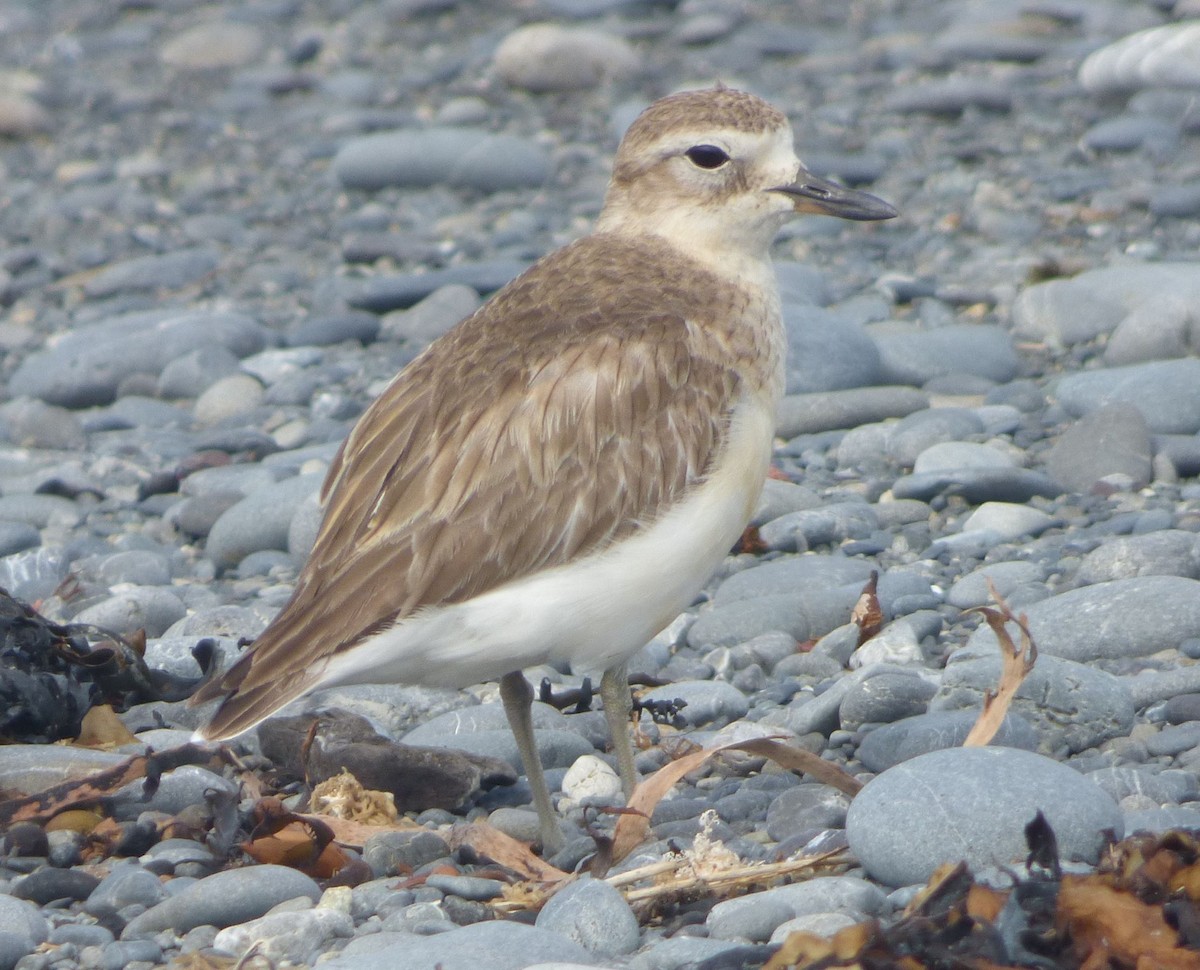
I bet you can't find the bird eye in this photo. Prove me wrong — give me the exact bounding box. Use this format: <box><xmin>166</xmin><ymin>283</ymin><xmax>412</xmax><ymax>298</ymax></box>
<box><xmin>684</xmin><ymin>145</ymin><xmax>730</xmax><ymax>170</ymax></box>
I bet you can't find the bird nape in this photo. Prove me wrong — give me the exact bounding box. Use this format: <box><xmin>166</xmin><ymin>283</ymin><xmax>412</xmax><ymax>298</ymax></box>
<box><xmin>191</xmin><ymin>86</ymin><xmax>896</xmax><ymax>855</ymax></box>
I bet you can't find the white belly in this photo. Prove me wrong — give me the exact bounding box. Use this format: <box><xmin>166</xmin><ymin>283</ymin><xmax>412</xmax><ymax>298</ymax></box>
<box><xmin>319</xmin><ymin>396</ymin><xmax>776</xmax><ymax>689</ymax></box>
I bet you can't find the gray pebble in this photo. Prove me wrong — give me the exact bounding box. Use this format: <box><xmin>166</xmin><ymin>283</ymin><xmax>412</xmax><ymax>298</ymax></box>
<box><xmin>784</xmin><ymin>308</ymin><xmax>882</xmax><ymax>393</ymax></box>
<box><xmin>847</xmin><ymin>747</ymin><xmax>1122</xmax><ymax>886</ymax></box>
<box><xmin>838</xmin><ymin>667</ymin><xmax>938</xmax><ymax>730</ymax></box>
<box><xmin>205</xmin><ymin>472</ymin><xmax>323</xmax><ymax>570</ymax></box>
<box><xmin>965</xmin><ymin>575</ymin><xmax>1200</xmax><ymax>663</ymax></box>
<box><xmin>535</xmin><ymin>876</ymin><xmax>639</xmax><ymax>957</ymax></box>
<box><xmin>776</xmin><ymin>387</ymin><xmax>928</xmax><ymax>438</ymax></box>
<box><xmin>873</xmin><ymin>324</ymin><xmax>1018</xmax><ymax>386</ymax></box>
<box><xmin>639</xmin><ymin>680</ymin><xmax>748</xmax><ymax>728</ymax></box>
<box><xmin>1046</xmin><ymin>403</ymin><xmax>1153</xmax><ymax>492</ymax></box>
<box><xmin>318</xmin><ymin>920</ymin><xmax>593</xmax><ymax>970</ymax></box>
<box><xmin>0</xmin><ymin>522</ymin><xmax>40</xmax><ymax>558</ymax></box>
<box><xmin>0</xmin><ymin>893</ymin><xmax>49</xmax><ymax>945</ymax></box>
<box><xmin>120</xmin><ymin>865</ymin><xmax>321</xmax><ymax>938</ymax></box>
<box><xmin>1150</xmin><ymin>181</ymin><xmax>1200</xmax><ymax>218</ymax></box>
<box><xmin>1078</xmin><ymin>530</ymin><xmax>1200</xmax><ymax>583</ymax></box>
<box><xmin>933</xmin><ymin>653</ymin><xmax>1134</xmax><ymax>753</ymax></box>
<box><xmin>84</xmin><ymin>247</ymin><xmax>219</xmax><ymax>299</ymax></box>
<box><xmin>857</xmin><ymin>709</ymin><xmax>1038</xmax><ymax>773</ymax></box>
<box><xmin>494</xmin><ymin>23</ymin><xmax>640</xmax><ymax>93</ymax></box>
<box><xmin>334</xmin><ymin>129</ymin><xmax>549</xmax><ymax>192</ymax></box>
<box><xmin>212</xmin><ymin>908</ymin><xmax>354</xmax><ymax>965</ymax></box>
<box><xmin>71</xmin><ymin>586</ymin><xmax>186</xmax><ymax>638</ymax></box>
<box><xmin>946</xmin><ymin>560</ymin><xmax>1046</xmax><ymax>609</ymax></box>
<box><xmin>1080</xmin><ymin>22</ymin><xmax>1200</xmax><ymax>93</ymax></box>
<box><xmin>8</xmin><ymin>310</ymin><xmax>267</xmax><ymax>408</ymax></box>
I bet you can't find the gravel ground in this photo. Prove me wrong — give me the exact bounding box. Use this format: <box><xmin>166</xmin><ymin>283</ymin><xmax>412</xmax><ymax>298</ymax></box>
<box><xmin>2</xmin><ymin>1</ymin><xmax>1200</xmax><ymax>968</ymax></box>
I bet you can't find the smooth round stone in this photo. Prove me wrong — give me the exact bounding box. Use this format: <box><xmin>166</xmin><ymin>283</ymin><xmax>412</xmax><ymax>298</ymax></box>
<box><xmin>886</xmin><ymin>78</ymin><xmax>1011</xmax><ymax>115</ymax></box>
<box><xmin>345</xmin><ymin>261</ymin><xmax>528</xmax><ymax>314</ymax></box>
<box><xmin>913</xmin><ymin>441</ymin><xmax>1012</xmax><ymax>474</ymax></box>
<box><xmin>946</xmin><ymin>560</ymin><xmax>1046</xmax><ymax>609</ymax></box>
<box><xmin>326</xmin><ymin>923</ymin><xmax>593</xmax><ymax>970</ymax></box>
<box><xmin>71</xmin><ymin>586</ymin><xmax>186</xmax><ymax>638</ymax></box>
<box><xmin>932</xmin><ymin>654</ymin><xmax>1133</xmax><ymax>754</ymax></box>
<box><xmin>1106</xmin><ymin>291</ymin><xmax>1200</xmax><ymax>366</ymax></box>
<box><xmin>0</xmin><ymin>398</ymin><xmax>85</xmax><ymax>449</ymax></box>
<box><xmin>0</xmin><ymin>92</ymin><xmax>49</xmax><ymax>137</ymax></box>
<box><xmin>856</xmin><ymin>710</ymin><xmax>1038</xmax><ymax>773</ymax></box>
<box><xmin>110</xmin><ymin>765</ymin><xmax>238</xmax><ymax>818</ymax></box>
<box><xmin>0</xmin><ymin>521</ymin><xmax>39</xmax><ymax>557</ymax></box>
<box><xmin>158</xmin><ymin>346</ymin><xmax>242</xmax><ymax>398</ymax></box>
<box><xmin>776</xmin><ymin>386</ymin><xmax>928</xmax><ymax>438</ymax></box>
<box><xmin>7</xmin><ymin>310</ymin><xmax>267</xmax><ymax>408</ymax></box>
<box><xmin>850</xmin><ymin>619</ymin><xmax>923</xmax><ymax>668</ymax></box>
<box><xmin>362</xmin><ymin>831</ymin><xmax>450</xmax><ymax>879</ymax></box>
<box><xmin>205</xmin><ymin>472</ymin><xmax>323</xmax><ymax>570</ymax></box>
<box><xmin>1081</xmin><ymin>115</ymin><xmax>1178</xmax><ymax>153</ymax></box>
<box><xmin>1150</xmin><ymin>182</ymin><xmax>1200</xmax><ymax>219</ymax></box>
<box><xmin>847</xmin><ymin>747</ymin><xmax>1123</xmax><ymax>886</ymax></box>
<box><xmin>1078</xmin><ymin>530</ymin><xmax>1200</xmax><ymax>583</ymax></box>
<box><xmin>715</xmin><ymin>556</ymin><xmax>875</xmax><ymax>606</ymax></box>
<box><xmin>212</xmin><ymin>907</ymin><xmax>354</xmax><ymax>965</ymax></box>
<box><xmin>285</xmin><ymin>312</ymin><xmax>380</xmax><ymax>348</ymax></box>
<box><xmin>102</xmin><ymin>939</ymin><xmax>163</xmax><ymax>968</ymax></box>
<box><xmin>493</xmin><ymin>23</ymin><xmax>639</xmax><ymax>93</ymax></box>
<box><xmin>838</xmin><ymin>667</ymin><xmax>938</xmax><ymax>730</ymax></box>
<box><xmin>1126</xmin><ymin>807</ymin><xmax>1200</xmax><ymax>834</ymax></box>
<box><xmin>11</xmin><ymin>867</ymin><xmax>100</xmax><ymax>905</ymax></box>
<box><xmin>93</xmin><ymin>549</ymin><xmax>172</xmax><ymax>587</ymax></box>
<box><xmin>193</xmin><ymin>373</ymin><xmax>265</xmax><ymax>425</ymax></box>
<box><xmin>0</xmin><ymin>896</ymin><xmax>48</xmax><ymax>949</ymax></box>
<box><xmin>334</xmin><ymin>128</ymin><xmax>550</xmax><ymax>192</ymax></box>
<box><xmin>959</xmin><ymin>502</ymin><xmax>1055</xmax><ymax>542</ymax></box>
<box><xmin>1080</xmin><ymin>21</ymin><xmax>1200</xmax><ymax>93</ymax></box>
<box><xmin>890</xmin><ymin>468</ymin><xmax>1063</xmax><ymax>504</ymax></box>
<box><xmin>758</xmin><ymin>502</ymin><xmax>879</xmax><ymax>552</ymax></box>
<box><xmin>535</xmin><ymin>877</ymin><xmax>639</xmax><ymax>957</ymax></box>
<box><xmin>873</xmin><ymin>324</ymin><xmax>1018</xmax><ymax>385</ymax></box>
<box><xmin>686</xmin><ymin>593</ymin><xmax>811</xmax><ymax>648</ymax></box>
<box><xmin>751</xmin><ymin>479</ymin><xmax>822</xmax><ymax>526</ymax></box>
<box><xmin>966</xmin><ymin>575</ymin><xmax>1200</xmax><ymax>662</ymax></box>
<box><xmin>638</xmin><ymin>680</ymin><xmax>748</xmax><ymax>729</ymax></box>
<box><xmin>707</xmin><ymin>876</ymin><xmax>886</xmax><ymax>941</ymax></box>
<box><xmin>121</xmin><ymin>865</ymin><xmax>321</xmax><ymax>938</ymax></box>
<box><xmin>630</xmin><ymin>937</ymin><xmax>745</xmax><ymax>970</ymax></box>
<box><xmin>1013</xmin><ymin>263</ymin><xmax>1200</xmax><ymax>348</ymax></box>
<box><xmin>561</xmin><ymin>754</ymin><xmax>622</xmax><ymax>807</ymax></box>
<box><xmin>161</xmin><ymin>22</ymin><xmax>263</xmax><ymax>69</ymax></box>
<box><xmin>0</xmin><ymin>493</ymin><xmax>81</xmax><ymax>529</ymax></box>
<box><xmin>47</xmin><ymin>925</ymin><xmax>114</xmax><ymax>948</ymax></box>
<box><xmin>765</xmin><ymin>785</ymin><xmax>852</xmax><ymax>841</ymax></box>
<box><xmin>1056</xmin><ymin>359</ymin><xmax>1200</xmax><ymax>435</ymax></box>
<box><xmin>85</xmin><ymin>864</ymin><xmax>168</xmax><ymax>920</ymax></box>
<box><xmin>887</xmin><ymin>408</ymin><xmax>985</xmax><ymax>466</ymax></box>
<box><xmin>1046</xmin><ymin>403</ymin><xmax>1153</xmax><ymax>492</ymax></box>
<box><xmin>84</xmin><ymin>247</ymin><xmax>219</xmax><ymax>298</ymax></box>
<box><xmin>1163</xmin><ymin>693</ymin><xmax>1200</xmax><ymax>725</ymax></box>
<box><xmin>784</xmin><ymin>307</ymin><xmax>882</xmax><ymax>393</ymax></box>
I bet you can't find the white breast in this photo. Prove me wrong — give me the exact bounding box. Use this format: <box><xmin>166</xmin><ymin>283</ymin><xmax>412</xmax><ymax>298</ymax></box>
<box><xmin>318</xmin><ymin>395</ymin><xmax>776</xmax><ymax>690</ymax></box>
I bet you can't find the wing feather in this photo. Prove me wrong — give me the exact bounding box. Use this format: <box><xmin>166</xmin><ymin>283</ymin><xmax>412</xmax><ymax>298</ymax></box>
<box><xmin>195</xmin><ymin>235</ymin><xmax>753</xmax><ymax>736</ymax></box>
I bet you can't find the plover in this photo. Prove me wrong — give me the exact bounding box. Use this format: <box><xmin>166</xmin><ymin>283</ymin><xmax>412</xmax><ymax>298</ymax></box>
<box><xmin>193</xmin><ymin>87</ymin><xmax>895</xmax><ymax>853</ymax></box>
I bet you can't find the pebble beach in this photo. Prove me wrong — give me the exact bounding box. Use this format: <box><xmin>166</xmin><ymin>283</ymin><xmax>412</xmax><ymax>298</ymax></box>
<box><xmin>2</xmin><ymin>0</ymin><xmax>1200</xmax><ymax>968</ymax></box>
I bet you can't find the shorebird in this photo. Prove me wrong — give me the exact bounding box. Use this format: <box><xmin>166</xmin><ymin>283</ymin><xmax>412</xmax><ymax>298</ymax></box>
<box><xmin>193</xmin><ymin>87</ymin><xmax>895</xmax><ymax>853</ymax></box>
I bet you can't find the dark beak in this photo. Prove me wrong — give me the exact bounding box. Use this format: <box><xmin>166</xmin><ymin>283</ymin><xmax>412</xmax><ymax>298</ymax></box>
<box><xmin>771</xmin><ymin>168</ymin><xmax>897</xmax><ymax>221</ymax></box>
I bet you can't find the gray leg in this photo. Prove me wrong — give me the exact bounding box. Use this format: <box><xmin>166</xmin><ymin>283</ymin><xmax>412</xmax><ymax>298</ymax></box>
<box><xmin>499</xmin><ymin>671</ymin><xmax>563</xmax><ymax>854</ymax></box>
<box><xmin>600</xmin><ymin>664</ymin><xmax>638</xmax><ymax>798</ymax></box>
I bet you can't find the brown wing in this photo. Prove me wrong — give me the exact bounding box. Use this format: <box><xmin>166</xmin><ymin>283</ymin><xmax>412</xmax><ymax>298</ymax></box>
<box><xmin>194</xmin><ymin>237</ymin><xmax>744</xmax><ymax>738</ymax></box>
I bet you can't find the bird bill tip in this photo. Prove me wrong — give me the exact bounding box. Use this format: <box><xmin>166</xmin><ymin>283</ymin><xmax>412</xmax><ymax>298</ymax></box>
<box><xmin>772</xmin><ymin>170</ymin><xmax>897</xmax><ymax>221</ymax></box>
